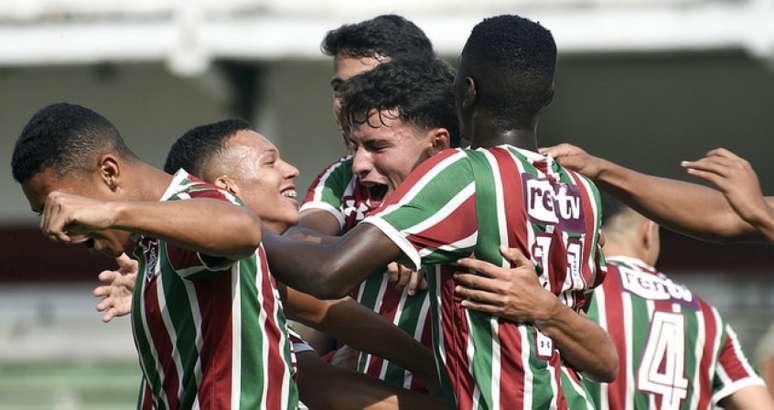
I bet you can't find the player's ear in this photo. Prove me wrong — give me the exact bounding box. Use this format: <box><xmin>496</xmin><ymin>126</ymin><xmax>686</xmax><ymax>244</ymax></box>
<box><xmin>428</xmin><ymin>128</ymin><xmax>451</xmax><ymax>153</ymax></box>
<box><xmin>215</xmin><ymin>175</ymin><xmax>240</xmax><ymax>196</ymax></box>
<box><xmin>97</xmin><ymin>154</ymin><xmax>121</xmax><ymax>192</ymax></box>
<box><xmin>461</xmin><ymin>76</ymin><xmax>477</xmax><ymax>111</ymax></box>
<box><xmin>642</xmin><ymin>220</ymin><xmax>657</xmax><ymax>250</ymax></box>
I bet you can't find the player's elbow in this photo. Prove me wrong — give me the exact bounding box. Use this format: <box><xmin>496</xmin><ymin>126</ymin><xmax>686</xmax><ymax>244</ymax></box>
<box><xmin>312</xmin><ymin>261</ymin><xmax>353</xmax><ymax>300</ymax></box>
<box><xmin>230</xmin><ymin>211</ymin><xmax>263</xmax><ymax>259</ymax></box>
<box><xmin>591</xmin><ymin>343</ymin><xmax>619</xmax><ymax>383</ymax></box>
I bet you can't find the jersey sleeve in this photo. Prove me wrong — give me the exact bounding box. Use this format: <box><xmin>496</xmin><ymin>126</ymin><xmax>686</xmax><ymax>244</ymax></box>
<box><xmin>362</xmin><ymin>149</ymin><xmax>478</xmax><ymax>270</ymax></box>
<box><xmin>299</xmin><ymin>156</ymin><xmax>353</xmax><ymax>230</ymax></box>
<box><xmin>711</xmin><ymin>322</ymin><xmax>766</xmax><ymax>404</ymax></box>
<box><xmin>164</xmin><ymin>185</ymin><xmax>245</xmax><ymax>280</ymax></box>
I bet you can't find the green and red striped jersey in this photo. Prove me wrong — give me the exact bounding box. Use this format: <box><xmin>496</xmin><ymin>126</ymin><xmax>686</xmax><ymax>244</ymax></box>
<box><xmin>302</xmin><ymin>155</ymin><xmax>434</xmax><ymax>391</ymax></box>
<box><xmin>132</xmin><ymin>170</ymin><xmax>299</xmax><ymax>410</ymax></box>
<box><xmin>364</xmin><ymin>146</ymin><xmax>607</xmax><ymax>410</ymax></box>
<box><xmin>584</xmin><ymin>256</ymin><xmax>764</xmax><ymax>410</ymax></box>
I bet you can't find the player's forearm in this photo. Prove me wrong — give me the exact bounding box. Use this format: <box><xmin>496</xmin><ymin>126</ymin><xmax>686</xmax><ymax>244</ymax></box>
<box><xmin>597</xmin><ymin>160</ymin><xmax>757</xmax><ymax>241</ymax></box>
<box><xmin>111</xmin><ymin>199</ymin><xmax>261</xmax><ymax>259</ymax></box>
<box><xmin>536</xmin><ymin>302</ymin><xmax>618</xmax><ymax>383</ymax></box>
<box><xmin>264</xmin><ymin>224</ymin><xmax>401</xmax><ymax>299</ymax></box>
<box><xmin>296</xmin><ymin>352</ymin><xmax>444</xmax><ymax>410</ymax></box>
<box><xmin>753</xmin><ymin>199</ymin><xmax>774</xmax><ymax>241</ymax></box>
<box><xmin>718</xmin><ymin>384</ymin><xmax>774</xmax><ymax>410</ymax></box>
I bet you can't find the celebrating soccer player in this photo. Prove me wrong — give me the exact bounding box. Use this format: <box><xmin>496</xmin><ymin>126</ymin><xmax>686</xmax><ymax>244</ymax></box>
<box><xmin>261</xmin><ymin>15</ymin><xmax>618</xmax><ymax>409</ymax></box>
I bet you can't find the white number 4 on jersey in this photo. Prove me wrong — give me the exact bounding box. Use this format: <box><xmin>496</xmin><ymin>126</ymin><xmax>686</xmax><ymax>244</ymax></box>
<box><xmin>637</xmin><ymin>311</ymin><xmax>689</xmax><ymax>410</ymax></box>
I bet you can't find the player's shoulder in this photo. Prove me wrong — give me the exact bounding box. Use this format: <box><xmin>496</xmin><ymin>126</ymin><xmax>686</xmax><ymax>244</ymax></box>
<box><xmin>162</xmin><ymin>169</ymin><xmax>241</xmax><ymax>205</ymax></box>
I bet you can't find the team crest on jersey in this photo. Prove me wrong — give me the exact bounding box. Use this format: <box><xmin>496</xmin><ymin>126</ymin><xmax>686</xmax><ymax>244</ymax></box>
<box><xmin>522</xmin><ymin>174</ymin><xmax>585</xmax><ymax>233</ymax></box>
<box><xmin>138</xmin><ymin>238</ymin><xmax>160</xmax><ymax>282</ymax></box>
<box><xmin>617</xmin><ymin>266</ymin><xmax>698</xmax><ymax>309</ymax></box>
<box><xmin>343</xmin><ymin>198</ymin><xmax>371</xmax><ymax>224</ymax></box>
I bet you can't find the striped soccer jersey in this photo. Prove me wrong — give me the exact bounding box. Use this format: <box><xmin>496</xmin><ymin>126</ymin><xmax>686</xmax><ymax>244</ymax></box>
<box><xmin>132</xmin><ymin>170</ymin><xmax>298</xmax><ymax>410</ymax></box>
<box><xmin>363</xmin><ymin>146</ymin><xmax>607</xmax><ymax>410</ymax></box>
<box><xmin>302</xmin><ymin>156</ymin><xmax>433</xmax><ymax>391</ymax></box>
<box><xmin>584</xmin><ymin>256</ymin><xmax>765</xmax><ymax>410</ymax></box>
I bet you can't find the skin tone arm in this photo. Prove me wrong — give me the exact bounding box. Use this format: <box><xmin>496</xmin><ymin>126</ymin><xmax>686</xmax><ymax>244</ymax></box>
<box><xmin>281</xmin><ymin>286</ymin><xmax>440</xmax><ymax>394</ymax></box>
<box><xmin>717</xmin><ymin>384</ymin><xmax>774</xmax><ymax>410</ymax></box>
<box><xmin>42</xmin><ymin>191</ymin><xmax>262</xmax><ymax>259</ymax></box>
<box><xmin>453</xmin><ymin>247</ymin><xmax>619</xmax><ymax>383</ymax></box>
<box><xmin>296</xmin><ymin>350</ymin><xmax>444</xmax><ymax>410</ymax></box>
<box><xmin>540</xmin><ymin>145</ymin><xmax>773</xmax><ymax>243</ymax></box>
<box><xmin>262</xmin><ymin>223</ymin><xmax>405</xmax><ymax>299</ymax></box>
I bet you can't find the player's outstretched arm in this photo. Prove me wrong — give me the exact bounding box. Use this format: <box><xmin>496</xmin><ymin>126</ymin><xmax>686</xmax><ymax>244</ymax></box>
<box><xmin>262</xmin><ymin>223</ymin><xmax>404</xmax><ymax>299</ymax></box>
<box><xmin>42</xmin><ymin>191</ymin><xmax>262</xmax><ymax>259</ymax></box>
<box><xmin>718</xmin><ymin>384</ymin><xmax>774</xmax><ymax>410</ymax></box>
<box><xmin>453</xmin><ymin>247</ymin><xmax>618</xmax><ymax>383</ymax></box>
<box><xmin>540</xmin><ymin>144</ymin><xmax>769</xmax><ymax>243</ymax></box>
<box><xmin>296</xmin><ymin>351</ymin><xmax>444</xmax><ymax>410</ymax></box>
<box><xmin>682</xmin><ymin>148</ymin><xmax>774</xmax><ymax>242</ymax></box>
<box><xmin>282</xmin><ymin>286</ymin><xmax>440</xmax><ymax>394</ymax></box>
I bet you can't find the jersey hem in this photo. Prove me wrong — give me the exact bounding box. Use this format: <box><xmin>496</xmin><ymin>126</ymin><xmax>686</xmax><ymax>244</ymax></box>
<box><xmin>299</xmin><ymin>202</ymin><xmax>346</xmax><ymax>230</ymax></box>
<box><xmin>711</xmin><ymin>376</ymin><xmax>766</xmax><ymax>405</ymax></box>
<box><xmin>361</xmin><ymin>216</ymin><xmax>421</xmax><ymax>271</ymax></box>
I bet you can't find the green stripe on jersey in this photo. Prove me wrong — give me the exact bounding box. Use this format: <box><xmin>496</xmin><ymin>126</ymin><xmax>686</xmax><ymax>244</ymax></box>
<box><xmin>629</xmin><ymin>294</ymin><xmax>651</xmax><ymax>409</ymax></box>
<box><xmin>237</xmin><ymin>257</ymin><xmax>265</xmax><ymax>409</ymax></box>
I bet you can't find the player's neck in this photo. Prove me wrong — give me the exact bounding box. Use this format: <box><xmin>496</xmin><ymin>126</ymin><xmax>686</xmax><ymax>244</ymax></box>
<box><xmin>469</xmin><ymin>118</ymin><xmax>538</xmax><ymax>151</ymax></box>
<box><xmin>603</xmin><ymin>241</ymin><xmax>653</xmax><ymax>267</ymax></box>
<box><xmin>126</xmin><ymin>161</ymin><xmax>174</xmax><ymax>202</ymax></box>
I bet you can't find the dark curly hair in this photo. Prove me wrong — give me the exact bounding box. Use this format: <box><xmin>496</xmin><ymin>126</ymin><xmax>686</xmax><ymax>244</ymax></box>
<box><xmin>322</xmin><ymin>15</ymin><xmax>434</xmax><ymax>61</ymax></box>
<box><xmin>460</xmin><ymin>15</ymin><xmax>557</xmax><ymax>129</ymax></box>
<box><xmin>12</xmin><ymin>103</ymin><xmax>136</xmax><ymax>183</ymax></box>
<box><xmin>338</xmin><ymin>58</ymin><xmax>460</xmax><ymax>148</ymax></box>
<box><xmin>164</xmin><ymin>119</ymin><xmax>251</xmax><ymax>177</ymax></box>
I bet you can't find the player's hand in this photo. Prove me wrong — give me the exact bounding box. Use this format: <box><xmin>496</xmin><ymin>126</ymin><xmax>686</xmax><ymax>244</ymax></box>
<box><xmin>453</xmin><ymin>246</ymin><xmax>561</xmax><ymax>323</ymax></box>
<box><xmin>93</xmin><ymin>253</ymin><xmax>138</xmax><ymax>323</ymax></box>
<box><xmin>41</xmin><ymin>191</ymin><xmax>118</xmax><ymax>244</ymax></box>
<box><xmin>539</xmin><ymin>143</ymin><xmax>607</xmax><ymax>179</ymax></box>
<box><xmin>387</xmin><ymin>262</ymin><xmax>428</xmax><ymax>296</ymax></box>
<box><xmin>682</xmin><ymin>148</ymin><xmax>773</xmax><ymax>230</ymax></box>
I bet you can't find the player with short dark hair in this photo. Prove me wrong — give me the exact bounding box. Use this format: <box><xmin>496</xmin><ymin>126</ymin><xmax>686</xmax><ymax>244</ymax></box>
<box><xmin>12</xmin><ymin>103</ymin><xmax>297</xmax><ymax>409</ymax></box>
<box><xmin>263</xmin><ymin>15</ymin><xmax>617</xmax><ymax>409</ymax></box>
<box><xmin>584</xmin><ymin>194</ymin><xmax>772</xmax><ymax>409</ymax></box>
<box><xmin>298</xmin><ymin>58</ymin><xmax>458</xmax><ymax>392</ymax></box>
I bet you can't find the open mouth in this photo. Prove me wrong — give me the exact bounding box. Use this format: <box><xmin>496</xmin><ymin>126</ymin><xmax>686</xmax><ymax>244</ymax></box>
<box><xmin>281</xmin><ymin>188</ymin><xmax>298</xmax><ymax>203</ymax></box>
<box><xmin>366</xmin><ymin>184</ymin><xmax>389</xmax><ymax>201</ymax></box>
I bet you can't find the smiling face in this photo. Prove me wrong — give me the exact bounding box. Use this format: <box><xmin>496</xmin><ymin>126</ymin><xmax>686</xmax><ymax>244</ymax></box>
<box><xmin>21</xmin><ymin>165</ymin><xmax>134</xmax><ymax>258</ymax></box>
<box><xmin>212</xmin><ymin>130</ymin><xmax>300</xmax><ymax>234</ymax></box>
<box><xmin>347</xmin><ymin>109</ymin><xmax>448</xmax><ymax>201</ymax></box>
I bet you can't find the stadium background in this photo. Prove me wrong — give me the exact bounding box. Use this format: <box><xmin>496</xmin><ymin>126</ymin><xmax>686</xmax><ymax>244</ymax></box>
<box><xmin>0</xmin><ymin>0</ymin><xmax>772</xmax><ymax>408</ymax></box>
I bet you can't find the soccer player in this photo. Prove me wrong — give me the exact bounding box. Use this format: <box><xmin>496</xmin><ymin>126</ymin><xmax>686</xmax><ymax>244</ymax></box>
<box><xmin>261</xmin><ymin>15</ymin><xmax>618</xmax><ymax>409</ymax></box>
<box><xmin>296</xmin><ymin>57</ymin><xmax>458</xmax><ymax>391</ymax></box>
<box><xmin>11</xmin><ymin>103</ymin><xmax>297</xmax><ymax>409</ymax></box>
<box><xmin>93</xmin><ymin>119</ymin><xmax>444</xmax><ymax>409</ymax></box>
<box><xmin>454</xmin><ymin>197</ymin><xmax>774</xmax><ymax>410</ymax></box>
<box><xmin>540</xmin><ymin>144</ymin><xmax>774</xmax><ymax>243</ymax></box>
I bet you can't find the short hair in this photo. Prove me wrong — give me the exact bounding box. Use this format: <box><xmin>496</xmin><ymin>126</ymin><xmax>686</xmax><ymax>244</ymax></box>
<box><xmin>322</xmin><ymin>15</ymin><xmax>434</xmax><ymax>61</ymax></box>
<box><xmin>460</xmin><ymin>15</ymin><xmax>557</xmax><ymax>129</ymax></box>
<box><xmin>601</xmin><ymin>191</ymin><xmax>629</xmax><ymax>227</ymax></box>
<box><xmin>164</xmin><ymin>119</ymin><xmax>251</xmax><ymax>177</ymax></box>
<box><xmin>339</xmin><ymin>58</ymin><xmax>461</xmax><ymax>148</ymax></box>
<box><xmin>11</xmin><ymin>103</ymin><xmax>135</xmax><ymax>183</ymax></box>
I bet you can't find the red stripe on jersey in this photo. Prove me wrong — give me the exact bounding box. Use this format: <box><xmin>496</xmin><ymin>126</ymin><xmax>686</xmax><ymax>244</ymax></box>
<box><xmin>696</xmin><ymin>301</ymin><xmax>718</xmax><ymax>409</ymax></box>
<box><xmin>550</xmin><ymin>355</ymin><xmax>568</xmax><ymax>410</ymax></box>
<box><xmin>143</xmin><ymin>278</ymin><xmax>181</xmax><ymax>409</ymax></box>
<box><xmin>439</xmin><ymin>265</ymin><xmax>475</xmax><ymax>409</ymax></box>
<box><xmin>410</xmin><ymin>318</ymin><xmax>434</xmax><ymax>392</ymax></box>
<box><xmin>303</xmin><ymin>158</ymin><xmax>343</xmax><ymax>203</ymax></box>
<box><xmin>376</xmin><ymin>149</ymin><xmax>462</xmax><ymax>212</ymax></box>
<box><xmin>187</xmin><ymin>187</ymin><xmax>230</xmax><ymax>201</ymax></box>
<box><xmin>490</xmin><ymin>148</ymin><xmax>529</xmax><ymax>410</ymax></box>
<box><xmin>195</xmin><ymin>271</ymin><xmax>233</xmax><ymax>409</ymax></box>
<box><xmin>718</xmin><ymin>329</ymin><xmax>753</xmax><ymax>381</ymax></box>
<box><xmin>568</xmin><ymin>172</ymin><xmax>595</xmax><ymax>286</ymax></box>
<box><xmin>365</xmin><ymin>285</ymin><xmax>404</xmax><ymax>378</ymax></box>
<box><xmin>548</xmin><ymin>230</ymin><xmax>569</xmax><ymax>297</ymax></box>
<box><xmin>258</xmin><ymin>247</ymin><xmax>285</xmax><ymax>410</ymax></box>
<box><xmin>498</xmin><ymin>321</ymin><xmax>525</xmax><ymax>410</ymax></box>
<box><xmin>603</xmin><ymin>265</ymin><xmax>629</xmax><ymax>410</ymax></box>
<box><xmin>141</xmin><ymin>381</ymin><xmax>153</xmax><ymax>410</ymax></box>
<box><xmin>490</xmin><ymin>147</ymin><xmax>528</xmax><ymax>252</ymax></box>
<box><xmin>405</xmin><ymin>194</ymin><xmax>477</xmax><ymax>253</ymax></box>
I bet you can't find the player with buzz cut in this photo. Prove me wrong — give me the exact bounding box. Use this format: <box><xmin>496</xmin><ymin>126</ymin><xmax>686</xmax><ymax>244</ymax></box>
<box><xmin>584</xmin><ymin>195</ymin><xmax>772</xmax><ymax>410</ymax></box>
<box><xmin>295</xmin><ymin>57</ymin><xmax>460</xmax><ymax>392</ymax></box>
<box><xmin>10</xmin><ymin>103</ymin><xmax>297</xmax><ymax>410</ymax></box>
<box><xmin>260</xmin><ymin>15</ymin><xmax>618</xmax><ymax>410</ymax></box>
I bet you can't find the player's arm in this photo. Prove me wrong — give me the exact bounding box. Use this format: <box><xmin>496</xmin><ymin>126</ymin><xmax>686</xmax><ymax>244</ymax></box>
<box><xmin>42</xmin><ymin>191</ymin><xmax>261</xmax><ymax>259</ymax></box>
<box><xmin>296</xmin><ymin>350</ymin><xmax>444</xmax><ymax>410</ymax></box>
<box><xmin>280</xmin><ymin>285</ymin><xmax>440</xmax><ymax>392</ymax></box>
<box><xmin>263</xmin><ymin>224</ymin><xmax>404</xmax><ymax>299</ymax></box>
<box><xmin>540</xmin><ymin>144</ymin><xmax>771</xmax><ymax>243</ymax></box>
<box><xmin>718</xmin><ymin>385</ymin><xmax>774</xmax><ymax>410</ymax></box>
<box><xmin>453</xmin><ymin>247</ymin><xmax>618</xmax><ymax>383</ymax></box>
